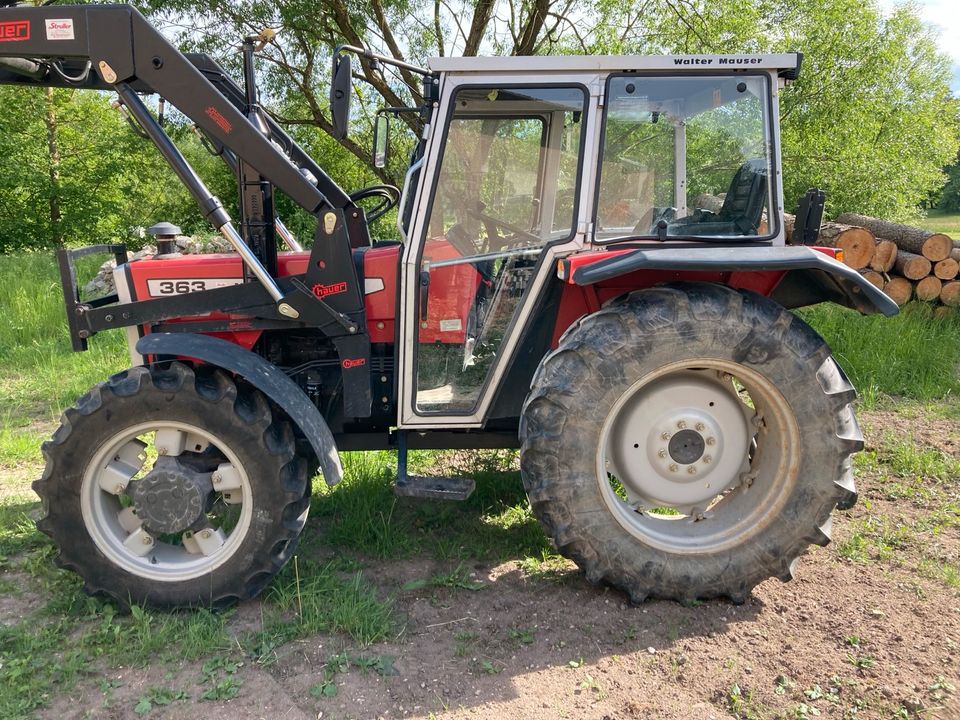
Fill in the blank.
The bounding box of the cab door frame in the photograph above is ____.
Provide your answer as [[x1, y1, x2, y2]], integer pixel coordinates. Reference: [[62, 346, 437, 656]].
[[397, 69, 603, 429]]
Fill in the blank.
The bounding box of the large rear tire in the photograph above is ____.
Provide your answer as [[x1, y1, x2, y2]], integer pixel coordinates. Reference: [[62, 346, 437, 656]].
[[519, 283, 861, 604], [34, 362, 311, 608]]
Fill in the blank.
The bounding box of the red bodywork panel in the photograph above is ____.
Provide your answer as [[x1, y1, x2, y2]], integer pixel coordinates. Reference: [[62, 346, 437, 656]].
[[126, 249, 400, 347], [550, 246, 840, 347], [124, 243, 837, 353]]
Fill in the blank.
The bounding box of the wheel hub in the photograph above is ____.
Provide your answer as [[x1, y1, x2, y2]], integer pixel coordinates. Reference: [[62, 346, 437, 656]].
[[606, 371, 752, 509], [128, 457, 212, 535], [667, 428, 706, 464]]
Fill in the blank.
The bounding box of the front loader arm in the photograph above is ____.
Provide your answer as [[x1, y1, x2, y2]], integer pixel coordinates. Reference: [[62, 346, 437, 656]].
[[0, 4, 374, 417]]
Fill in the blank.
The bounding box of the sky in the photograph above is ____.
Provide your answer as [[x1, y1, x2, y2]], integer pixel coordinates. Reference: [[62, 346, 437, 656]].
[[881, 0, 960, 93]]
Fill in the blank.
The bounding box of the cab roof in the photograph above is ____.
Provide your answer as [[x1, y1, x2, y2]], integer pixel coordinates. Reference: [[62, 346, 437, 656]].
[[428, 53, 802, 79]]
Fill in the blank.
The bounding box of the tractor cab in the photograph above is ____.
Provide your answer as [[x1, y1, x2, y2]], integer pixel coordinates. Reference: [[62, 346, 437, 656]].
[[359, 54, 800, 425]]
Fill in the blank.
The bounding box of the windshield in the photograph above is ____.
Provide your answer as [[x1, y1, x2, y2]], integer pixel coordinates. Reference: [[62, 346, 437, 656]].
[[597, 74, 775, 241]]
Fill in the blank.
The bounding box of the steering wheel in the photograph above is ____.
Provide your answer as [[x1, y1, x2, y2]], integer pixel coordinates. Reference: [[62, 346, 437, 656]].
[[463, 207, 541, 251], [349, 184, 400, 223]]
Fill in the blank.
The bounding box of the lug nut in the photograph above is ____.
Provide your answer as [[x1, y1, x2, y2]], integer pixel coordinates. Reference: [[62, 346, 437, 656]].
[[201, 529, 212, 539], [114, 484, 125, 494], [695, 422, 705, 432], [706, 437, 716, 446], [657, 449, 666, 458], [703, 455, 712, 464], [687, 466, 697, 475], [157, 447, 167, 456], [677, 420, 687, 429], [142, 535, 152, 545], [660, 432, 670, 441], [668, 463, 679, 473], [212, 473, 221, 484]]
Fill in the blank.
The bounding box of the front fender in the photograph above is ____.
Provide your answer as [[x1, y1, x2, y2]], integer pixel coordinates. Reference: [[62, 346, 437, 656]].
[[136, 333, 342, 486], [566, 246, 899, 317]]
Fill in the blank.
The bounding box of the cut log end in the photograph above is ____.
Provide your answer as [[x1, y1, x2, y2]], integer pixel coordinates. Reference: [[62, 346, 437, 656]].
[[861, 270, 886, 289], [883, 277, 913, 306], [894, 249, 932, 280], [934, 257, 959, 281], [921, 234, 953, 263], [915, 275, 942, 302], [941, 281, 960, 308], [869, 240, 897, 273]]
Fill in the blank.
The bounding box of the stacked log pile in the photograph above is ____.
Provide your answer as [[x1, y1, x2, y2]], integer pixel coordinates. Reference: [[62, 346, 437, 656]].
[[787, 212, 958, 313]]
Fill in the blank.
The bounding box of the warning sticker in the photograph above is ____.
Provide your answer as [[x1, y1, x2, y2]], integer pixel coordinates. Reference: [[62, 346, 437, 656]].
[[46, 19, 74, 41], [439, 319, 462, 332]]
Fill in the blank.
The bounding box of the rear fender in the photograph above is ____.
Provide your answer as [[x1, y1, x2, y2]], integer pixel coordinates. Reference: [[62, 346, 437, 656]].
[[136, 333, 342, 486], [561, 246, 899, 317]]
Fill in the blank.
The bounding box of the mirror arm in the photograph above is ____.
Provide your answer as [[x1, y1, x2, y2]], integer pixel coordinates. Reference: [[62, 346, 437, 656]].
[[333, 44, 433, 78]]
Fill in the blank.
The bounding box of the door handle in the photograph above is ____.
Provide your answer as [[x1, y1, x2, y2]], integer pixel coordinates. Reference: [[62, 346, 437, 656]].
[[419, 270, 430, 318]]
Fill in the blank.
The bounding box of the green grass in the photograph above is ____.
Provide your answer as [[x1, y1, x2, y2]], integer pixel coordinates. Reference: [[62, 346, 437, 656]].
[[799, 302, 960, 407], [0, 254, 127, 471], [918, 211, 960, 237]]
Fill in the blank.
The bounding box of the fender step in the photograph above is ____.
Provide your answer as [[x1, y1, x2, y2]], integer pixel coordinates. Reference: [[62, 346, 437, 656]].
[[395, 475, 475, 501], [395, 429, 474, 501]]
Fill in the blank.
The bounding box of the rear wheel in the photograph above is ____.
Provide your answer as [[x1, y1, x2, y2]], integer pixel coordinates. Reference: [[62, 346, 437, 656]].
[[34, 362, 311, 608], [519, 283, 861, 604]]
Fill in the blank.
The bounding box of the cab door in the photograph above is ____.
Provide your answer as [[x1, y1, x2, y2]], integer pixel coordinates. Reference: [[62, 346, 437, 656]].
[[398, 82, 591, 427]]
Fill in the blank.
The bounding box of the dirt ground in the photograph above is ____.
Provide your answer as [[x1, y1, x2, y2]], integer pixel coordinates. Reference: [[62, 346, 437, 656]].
[[14, 407, 960, 720]]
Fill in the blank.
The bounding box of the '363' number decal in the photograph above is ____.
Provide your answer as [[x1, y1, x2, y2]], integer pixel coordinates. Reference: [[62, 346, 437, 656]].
[[146, 277, 243, 297]]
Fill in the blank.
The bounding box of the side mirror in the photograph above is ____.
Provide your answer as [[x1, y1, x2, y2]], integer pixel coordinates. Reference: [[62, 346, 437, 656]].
[[373, 113, 390, 168], [330, 54, 352, 140]]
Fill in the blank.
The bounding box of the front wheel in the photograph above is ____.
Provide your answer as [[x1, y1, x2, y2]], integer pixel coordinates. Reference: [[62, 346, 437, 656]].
[[34, 363, 311, 608], [520, 283, 862, 604]]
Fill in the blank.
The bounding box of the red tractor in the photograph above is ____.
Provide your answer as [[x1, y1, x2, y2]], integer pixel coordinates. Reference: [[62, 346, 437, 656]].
[[0, 4, 895, 607]]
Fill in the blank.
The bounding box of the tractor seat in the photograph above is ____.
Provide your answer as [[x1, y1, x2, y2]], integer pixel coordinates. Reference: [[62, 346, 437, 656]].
[[670, 158, 769, 237]]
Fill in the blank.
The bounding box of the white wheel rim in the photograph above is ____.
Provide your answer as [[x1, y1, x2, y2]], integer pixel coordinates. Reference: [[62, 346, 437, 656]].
[[81, 421, 253, 582], [596, 359, 800, 554]]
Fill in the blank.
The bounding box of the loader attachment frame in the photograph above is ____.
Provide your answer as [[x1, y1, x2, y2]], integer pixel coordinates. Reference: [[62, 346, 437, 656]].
[[0, 4, 393, 417]]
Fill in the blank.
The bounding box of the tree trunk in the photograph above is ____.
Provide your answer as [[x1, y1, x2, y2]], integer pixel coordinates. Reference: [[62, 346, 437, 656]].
[[869, 240, 897, 272], [805, 222, 875, 268], [941, 281, 960, 307], [836, 213, 952, 262], [44, 87, 63, 248], [915, 275, 942, 302], [893, 250, 931, 280], [861, 270, 885, 289], [934, 257, 959, 280]]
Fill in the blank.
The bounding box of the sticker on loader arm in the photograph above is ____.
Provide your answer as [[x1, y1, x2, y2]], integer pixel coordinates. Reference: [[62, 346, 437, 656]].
[[147, 278, 243, 297], [45, 19, 74, 40]]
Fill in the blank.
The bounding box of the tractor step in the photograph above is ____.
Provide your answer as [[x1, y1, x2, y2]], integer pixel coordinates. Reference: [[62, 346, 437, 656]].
[[394, 429, 475, 501], [395, 474, 475, 501]]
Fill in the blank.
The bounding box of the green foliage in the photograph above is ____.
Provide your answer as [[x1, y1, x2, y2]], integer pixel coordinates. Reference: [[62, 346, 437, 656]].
[[0, 88, 234, 252], [937, 163, 960, 213]]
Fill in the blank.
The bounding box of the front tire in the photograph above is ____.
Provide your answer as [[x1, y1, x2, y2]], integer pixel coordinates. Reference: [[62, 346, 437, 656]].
[[519, 283, 862, 604], [34, 362, 311, 608]]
